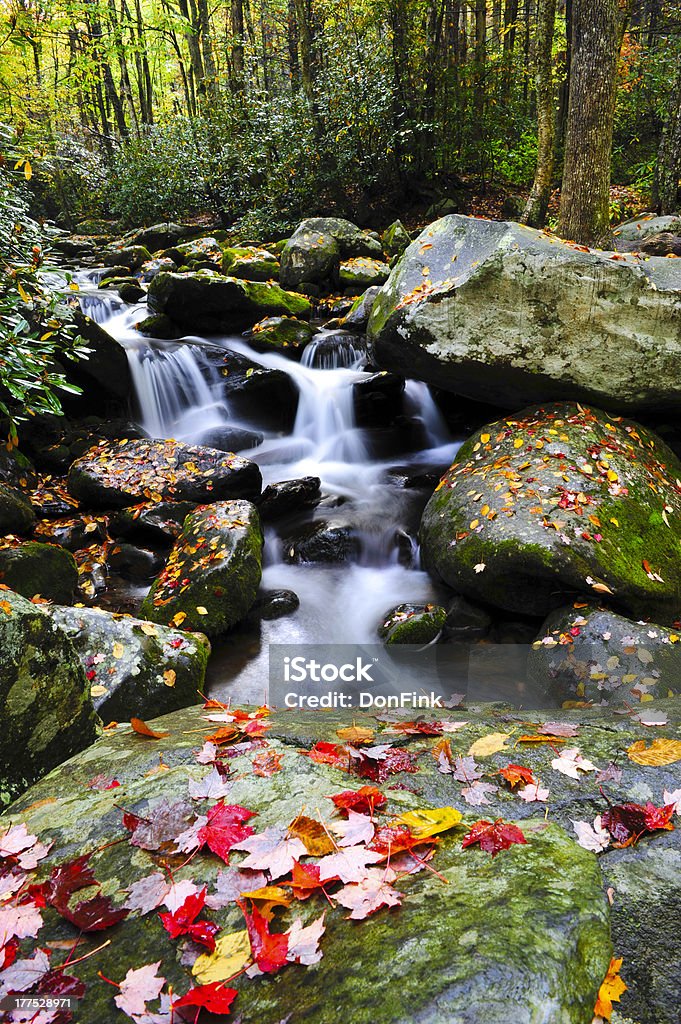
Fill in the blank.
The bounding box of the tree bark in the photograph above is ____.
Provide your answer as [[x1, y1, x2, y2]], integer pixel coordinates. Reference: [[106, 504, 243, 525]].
[[522, 0, 556, 225], [652, 60, 681, 214], [558, 0, 620, 245]]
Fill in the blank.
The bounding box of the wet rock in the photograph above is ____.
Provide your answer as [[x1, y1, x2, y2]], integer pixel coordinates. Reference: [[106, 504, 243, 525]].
[[117, 280, 146, 303], [368, 215, 681, 412], [108, 541, 166, 581], [258, 477, 322, 520], [378, 602, 447, 644], [124, 221, 194, 252], [133, 313, 180, 339], [353, 371, 405, 427], [0, 483, 35, 536], [249, 588, 300, 620], [75, 542, 110, 601], [341, 286, 382, 332], [382, 219, 411, 256], [528, 603, 681, 705], [339, 257, 390, 292], [108, 500, 196, 546], [0, 541, 78, 602], [222, 246, 280, 281], [283, 520, 360, 563], [148, 271, 311, 333], [280, 217, 383, 290], [0, 446, 37, 489], [34, 515, 107, 551], [68, 438, 262, 509], [139, 256, 177, 282], [0, 589, 97, 805], [102, 245, 151, 271], [443, 594, 493, 641], [420, 403, 681, 622], [100, 265, 131, 282], [613, 213, 681, 246], [51, 604, 210, 722], [164, 236, 223, 267], [141, 500, 263, 635], [197, 426, 264, 452], [0, 701, 619, 1022], [249, 315, 318, 357], [202, 345, 298, 431], [70, 311, 133, 402], [51, 236, 96, 259], [303, 331, 367, 369]]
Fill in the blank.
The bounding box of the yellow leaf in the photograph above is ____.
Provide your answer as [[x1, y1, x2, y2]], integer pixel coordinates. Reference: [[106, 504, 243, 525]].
[[336, 724, 375, 745], [112, 641, 125, 659], [17, 282, 31, 303], [163, 669, 176, 687], [196, 606, 208, 615], [396, 806, 462, 839], [627, 738, 681, 766], [192, 930, 251, 984], [90, 684, 109, 697], [140, 622, 158, 636], [468, 732, 511, 757], [480, 433, 490, 443], [240, 885, 292, 907], [288, 814, 335, 856], [172, 611, 187, 626], [593, 957, 627, 1020], [513, 438, 524, 448], [24, 160, 32, 181]]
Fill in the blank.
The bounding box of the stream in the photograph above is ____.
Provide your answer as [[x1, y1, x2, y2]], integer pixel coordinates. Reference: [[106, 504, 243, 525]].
[[76, 276, 462, 702]]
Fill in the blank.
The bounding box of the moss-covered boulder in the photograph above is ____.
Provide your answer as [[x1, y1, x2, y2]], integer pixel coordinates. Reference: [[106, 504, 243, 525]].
[[0, 483, 35, 536], [0, 589, 97, 805], [341, 285, 381, 331], [0, 700, 623, 1022], [0, 446, 37, 489], [420, 403, 681, 621], [368, 215, 681, 412], [165, 236, 223, 266], [222, 246, 280, 281], [68, 438, 262, 509], [339, 257, 390, 291], [528, 603, 681, 705], [70, 311, 132, 402], [280, 223, 341, 290], [51, 604, 210, 722], [378, 602, 447, 644], [0, 541, 78, 602], [133, 313, 180, 339], [125, 221, 193, 252], [147, 271, 311, 332], [382, 219, 411, 256], [102, 245, 151, 271], [249, 315, 318, 357], [141, 500, 263, 635]]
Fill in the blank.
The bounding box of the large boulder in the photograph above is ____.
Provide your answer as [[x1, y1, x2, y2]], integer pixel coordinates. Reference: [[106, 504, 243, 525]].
[[528, 603, 681, 706], [141, 500, 263, 634], [124, 222, 194, 252], [368, 215, 681, 413], [339, 257, 390, 292], [0, 541, 78, 602], [0, 483, 35, 536], [68, 438, 262, 509], [249, 315, 318, 357], [613, 213, 681, 245], [280, 217, 383, 290], [12, 698, 681, 1021], [102, 245, 151, 271], [382, 219, 412, 257], [201, 344, 299, 431], [69, 311, 132, 402], [222, 246, 280, 281], [148, 271, 311, 332], [420, 403, 681, 621], [51, 604, 210, 722], [0, 589, 98, 805]]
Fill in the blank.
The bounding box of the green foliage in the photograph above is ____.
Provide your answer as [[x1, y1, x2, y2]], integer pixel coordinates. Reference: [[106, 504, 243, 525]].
[[0, 126, 89, 437]]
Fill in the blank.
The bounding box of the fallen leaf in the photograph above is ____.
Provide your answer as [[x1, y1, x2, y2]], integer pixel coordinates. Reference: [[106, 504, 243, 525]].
[[288, 815, 335, 857], [594, 957, 627, 1020], [627, 738, 681, 766], [334, 869, 402, 919], [572, 816, 611, 852], [172, 981, 238, 1015], [233, 827, 306, 881], [114, 961, 165, 1019], [130, 718, 169, 739], [329, 786, 387, 816], [461, 819, 527, 856], [192, 930, 251, 984], [395, 806, 462, 839], [468, 732, 510, 757], [336, 725, 375, 745], [330, 811, 375, 847], [551, 748, 598, 779]]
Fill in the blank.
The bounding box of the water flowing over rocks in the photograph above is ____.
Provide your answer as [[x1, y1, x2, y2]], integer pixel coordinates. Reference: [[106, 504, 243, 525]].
[[420, 402, 681, 621], [368, 215, 681, 412]]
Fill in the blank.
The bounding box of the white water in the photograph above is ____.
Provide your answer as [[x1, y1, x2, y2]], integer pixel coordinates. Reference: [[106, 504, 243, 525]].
[[77, 278, 461, 700]]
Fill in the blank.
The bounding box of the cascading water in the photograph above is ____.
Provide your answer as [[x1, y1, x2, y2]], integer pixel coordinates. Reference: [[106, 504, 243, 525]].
[[78, 278, 461, 701]]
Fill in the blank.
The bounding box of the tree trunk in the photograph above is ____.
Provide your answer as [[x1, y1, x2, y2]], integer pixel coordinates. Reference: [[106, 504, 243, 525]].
[[230, 0, 246, 91], [522, 0, 556, 225], [558, 0, 620, 245], [652, 61, 681, 214]]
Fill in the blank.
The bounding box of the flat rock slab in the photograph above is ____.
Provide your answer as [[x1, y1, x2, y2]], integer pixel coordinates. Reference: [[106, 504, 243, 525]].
[[67, 438, 262, 508]]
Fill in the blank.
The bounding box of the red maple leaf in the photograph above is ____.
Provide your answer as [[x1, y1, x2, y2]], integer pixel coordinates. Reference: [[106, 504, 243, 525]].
[[369, 824, 428, 857], [354, 747, 418, 783], [289, 860, 328, 900], [329, 786, 387, 816], [159, 887, 220, 952], [601, 802, 674, 847], [196, 802, 256, 863], [496, 764, 536, 789], [302, 742, 349, 769], [391, 721, 444, 736], [31, 854, 128, 932], [239, 901, 289, 974], [461, 819, 528, 857], [172, 981, 238, 1015]]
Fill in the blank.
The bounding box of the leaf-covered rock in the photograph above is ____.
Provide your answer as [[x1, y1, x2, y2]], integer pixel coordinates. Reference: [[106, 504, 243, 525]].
[[368, 215, 681, 412], [68, 438, 262, 509], [51, 604, 210, 721], [140, 500, 263, 635], [420, 403, 681, 621]]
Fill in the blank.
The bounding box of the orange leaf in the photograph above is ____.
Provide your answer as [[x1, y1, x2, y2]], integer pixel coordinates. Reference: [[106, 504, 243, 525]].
[[130, 717, 169, 739]]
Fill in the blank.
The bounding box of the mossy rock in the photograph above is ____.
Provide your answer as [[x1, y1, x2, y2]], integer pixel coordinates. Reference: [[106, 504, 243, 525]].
[[141, 499, 263, 635], [341, 285, 382, 331], [67, 438, 262, 509], [529, 603, 681, 706], [0, 446, 37, 489], [51, 604, 210, 722], [420, 403, 681, 622], [378, 602, 447, 644], [382, 219, 411, 256], [249, 315, 318, 357], [280, 225, 341, 290], [164, 236, 223, 266], [0, 588, 98, 806], [147, 272, 311, 332], [0, 483, 35, 536], [109, 500, 197, 545], [133, 313, 180, 339], [222, 246, 280, 281], [103, 245, 151, 271], [339, 257, 390, 291], [0, 541, 78, 602]]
